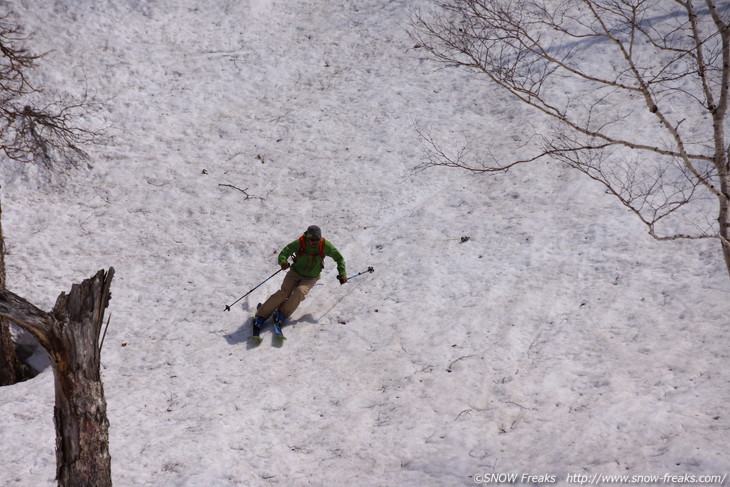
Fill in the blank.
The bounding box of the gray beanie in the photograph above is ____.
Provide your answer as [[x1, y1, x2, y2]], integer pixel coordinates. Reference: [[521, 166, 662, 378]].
[[305, 225, 322, 239]]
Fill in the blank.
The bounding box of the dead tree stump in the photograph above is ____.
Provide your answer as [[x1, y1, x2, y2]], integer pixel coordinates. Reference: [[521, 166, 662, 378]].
[[0, 268, 114, 487]]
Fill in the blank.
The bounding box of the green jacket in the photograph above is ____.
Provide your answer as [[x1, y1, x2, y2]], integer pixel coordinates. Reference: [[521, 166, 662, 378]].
[[278, 238, 346, 278]]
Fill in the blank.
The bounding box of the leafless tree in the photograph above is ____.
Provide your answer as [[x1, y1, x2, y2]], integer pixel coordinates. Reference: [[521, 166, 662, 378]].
[[411, 0, 730, 278], [0, 14, 95, 385], [0, 14, 113, 486]]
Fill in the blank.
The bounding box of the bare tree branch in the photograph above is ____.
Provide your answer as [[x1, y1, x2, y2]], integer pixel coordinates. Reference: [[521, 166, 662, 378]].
[[0, 14, 97, 170], [411, 0, 730, 277], [0, 286, 52, 349]]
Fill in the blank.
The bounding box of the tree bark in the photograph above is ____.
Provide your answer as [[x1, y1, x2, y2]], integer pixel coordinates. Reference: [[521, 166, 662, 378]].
[[720, 176, 730, 277], [0, 317, 22, 385], [0, 268, 114, 487], [0, 199, 24, 386]]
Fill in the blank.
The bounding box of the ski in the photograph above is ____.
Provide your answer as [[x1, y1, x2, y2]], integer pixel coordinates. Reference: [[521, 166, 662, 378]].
[[273, 310, 287, 341], [272, 323, 286, 341]]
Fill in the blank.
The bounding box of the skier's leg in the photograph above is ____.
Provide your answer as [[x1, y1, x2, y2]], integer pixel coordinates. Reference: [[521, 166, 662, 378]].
[[278, 276, 319, 319], [256, 270, 299, 318]]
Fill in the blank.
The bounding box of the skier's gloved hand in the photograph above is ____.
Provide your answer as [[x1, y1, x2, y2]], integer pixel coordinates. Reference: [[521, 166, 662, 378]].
[[281, 262, 290, 270], [337, 275, 348, 285]]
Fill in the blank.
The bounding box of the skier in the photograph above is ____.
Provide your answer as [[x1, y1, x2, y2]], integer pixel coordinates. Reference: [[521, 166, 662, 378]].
[[253, 225, 347, 339]]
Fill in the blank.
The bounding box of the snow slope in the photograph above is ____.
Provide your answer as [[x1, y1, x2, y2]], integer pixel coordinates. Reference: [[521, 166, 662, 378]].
[[1, 0, 728, 486]]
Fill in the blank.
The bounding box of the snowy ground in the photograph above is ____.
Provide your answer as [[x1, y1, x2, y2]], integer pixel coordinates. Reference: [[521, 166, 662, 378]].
[[1, 0, 728, 486]]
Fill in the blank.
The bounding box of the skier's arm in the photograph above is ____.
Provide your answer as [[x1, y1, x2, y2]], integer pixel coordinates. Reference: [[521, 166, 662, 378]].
[[277, 240, 300, 266], [325, 241, 347, 277]]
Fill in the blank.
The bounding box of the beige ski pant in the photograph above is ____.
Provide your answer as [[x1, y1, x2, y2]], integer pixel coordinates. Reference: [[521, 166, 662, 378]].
[[257, 269, 319, 320]]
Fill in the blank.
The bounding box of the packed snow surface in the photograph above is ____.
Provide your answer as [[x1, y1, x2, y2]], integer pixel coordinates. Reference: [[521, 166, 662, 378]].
[[1, 1, 728, 486]]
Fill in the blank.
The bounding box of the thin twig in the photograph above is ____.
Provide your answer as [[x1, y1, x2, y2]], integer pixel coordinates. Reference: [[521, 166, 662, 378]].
[[99, 312, 111, 353], [447, 354, 477, 373], [218, 183, 262, 200]]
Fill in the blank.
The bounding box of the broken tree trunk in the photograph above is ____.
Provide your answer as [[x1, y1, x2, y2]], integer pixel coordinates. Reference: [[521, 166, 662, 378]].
[[0, 268, 114, 487]]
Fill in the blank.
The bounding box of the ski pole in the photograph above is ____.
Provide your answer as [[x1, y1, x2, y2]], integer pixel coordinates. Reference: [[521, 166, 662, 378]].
[[224, 268, 284, 311], [347, 266, 374, 280]]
